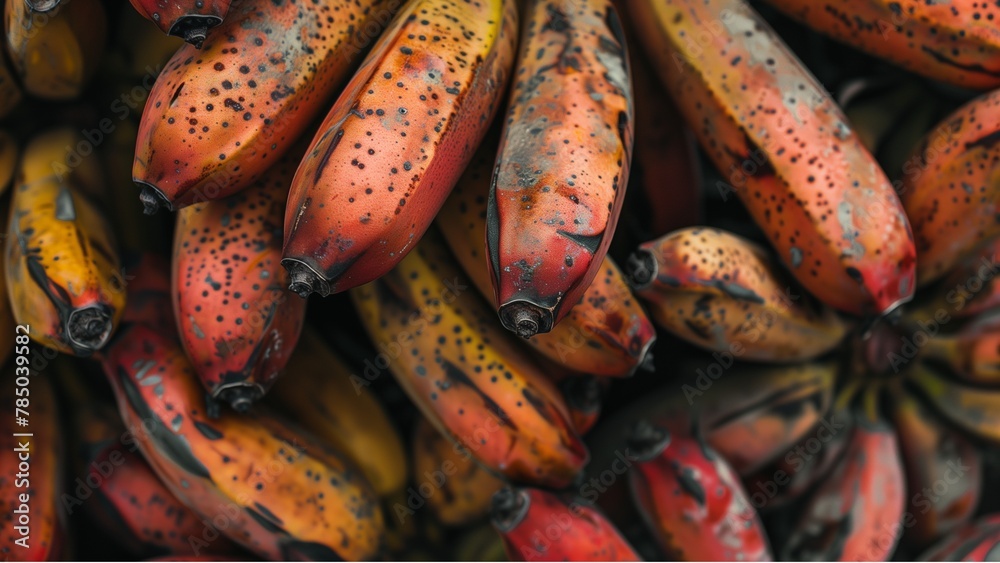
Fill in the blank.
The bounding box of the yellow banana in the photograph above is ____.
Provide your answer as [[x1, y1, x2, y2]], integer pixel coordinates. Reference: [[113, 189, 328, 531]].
[[6, 128, 124, 355], [0, 40, 22, 118], [4, 0, 107, 100], [410, 417, 503, 527], [267, 329, 408, 499], [628, 228, 849, 362], [351, 229, 588, 489]]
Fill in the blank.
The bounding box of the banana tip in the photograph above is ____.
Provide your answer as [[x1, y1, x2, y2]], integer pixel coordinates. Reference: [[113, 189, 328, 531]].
[[626, 420, 670, 461], [25, 0, 60, 12], [66, 305, 114, 354], [282, 259, 329, 298], [625, 250, 656, 289], [499, 302, 552, 338], [169, 15, 222, 49], [137, 182, 171, 215], [490, 487, 529, 532], [217, 385, 262, 413]]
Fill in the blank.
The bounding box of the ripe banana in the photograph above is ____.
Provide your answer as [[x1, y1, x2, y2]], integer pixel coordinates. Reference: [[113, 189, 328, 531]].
[[1, 370, 64, 560], [5, 0, 106, 100], [628, 228, 849, 362], [918, 515, 1000, 561], [491, 486, 640, 561], [6, 129, 125, 356], [742, 408, 853, 512], [100, 323, 386, 560], [127, 0, 232, 47], [487, 0, 633, 337], [133, 0, 395, 213], [412, 417, 503, 526], [281, 0, 518, 298], [889, 385, 981, 552], [59, 366, 239, 558], [173, 148, 306, 411], [267, 329, 408, 498], [437, 139, 656, 377], [626, 421, 772, 561], [782, 393, 904, 561], [350, 229, 588, 488], [900, 89, 1000, 287], [909, 360, 1000, 443], [627, 0, 916, 317], [761, 0, 1000, 90], [698, 361, 837, 476]]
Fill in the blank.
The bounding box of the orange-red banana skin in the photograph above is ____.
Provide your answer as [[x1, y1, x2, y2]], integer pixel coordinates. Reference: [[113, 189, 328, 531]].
[[62, 367, 240, 559], [890, 389, 980, 552], [438, 140, 656, 377], [491, 487, 640, 561], [281, 0, 518, 298], [173, 150, 305, 411], [627, 0, 916, 317], [630, 228, 848, 362], [918, 515, 1000, 561], [350, 230, 588, 489], [627, 423, 772, 561], [127, 0, 232, 47], [487, 0, 634, 337], [133, 0, 393, 213], [761, 0, 1000, 90], [100, 324, 385, 561], [782, 412, 905, 561], [412, 417, 503, 526], [1, 371, 64, 561], [900, 89, 1000, 287]]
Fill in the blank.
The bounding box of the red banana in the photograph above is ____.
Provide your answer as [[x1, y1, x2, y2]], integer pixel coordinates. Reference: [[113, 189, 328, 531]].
[[173, 148, 305, 411], [761, 0, 1000, 90], [626, 421, 772, 561], [899, 89, 1000, 287], [782, 397, 904, 561], [133, 0, 395, 213], [627, 0, 916, 317], [281, 0, 518, 297], [487, 0, 634, 337], [1, 370, 64, 560], [491, 486, 640, 561]]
